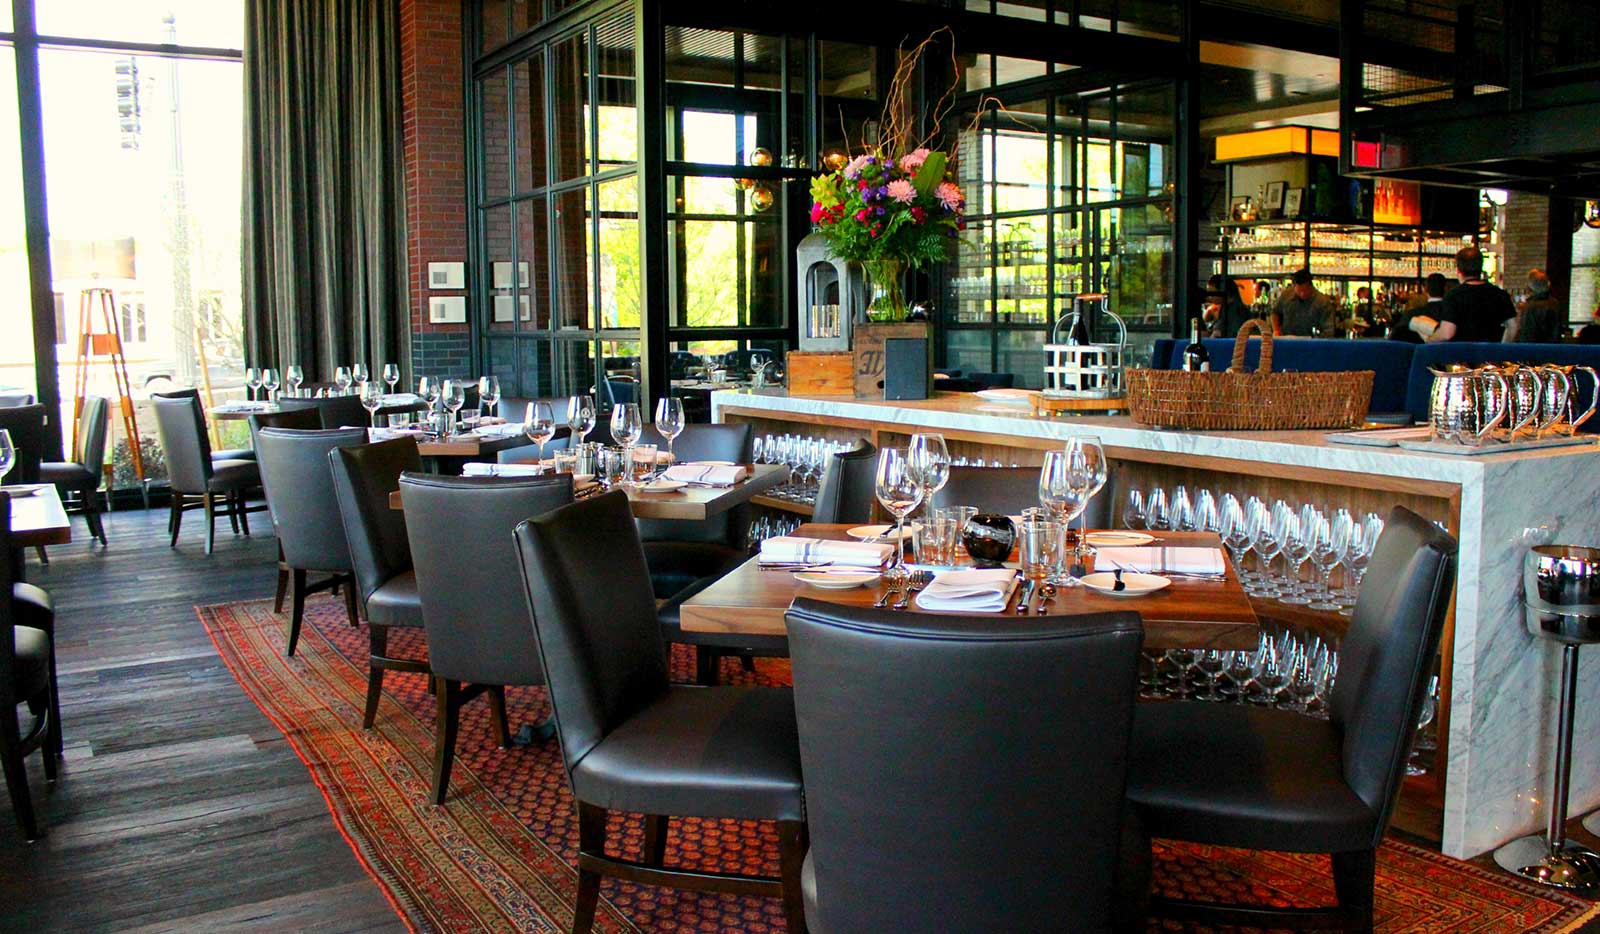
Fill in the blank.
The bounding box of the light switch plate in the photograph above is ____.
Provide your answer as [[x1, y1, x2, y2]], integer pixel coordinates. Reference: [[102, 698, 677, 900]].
[[428, 296, 466, 323], [427, 261, 465, 289]]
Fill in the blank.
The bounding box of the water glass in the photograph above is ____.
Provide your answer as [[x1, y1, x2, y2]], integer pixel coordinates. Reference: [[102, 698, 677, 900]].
[[1019, 514, 1062, 579], [597, 446, 627, 487], [919, 508, 964, 566], [553, 449, 579, 475], [626, 443, 658, 485], [0, 429, 14, 481]]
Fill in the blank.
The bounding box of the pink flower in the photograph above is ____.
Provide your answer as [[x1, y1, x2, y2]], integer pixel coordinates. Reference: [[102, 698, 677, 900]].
[[855, 208, 870, 223], [886, 179, 916, 204], [901, 148, 931, 172], [911, 206, 927, 224], [843, 154, 872, 179], [936, 181, 964, 211], [810, 203, 826, 224]]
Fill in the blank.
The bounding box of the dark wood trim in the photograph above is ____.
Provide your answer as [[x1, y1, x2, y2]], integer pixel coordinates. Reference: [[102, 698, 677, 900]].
[[637, 0, 670, 413], [12, 0, 63, 461]]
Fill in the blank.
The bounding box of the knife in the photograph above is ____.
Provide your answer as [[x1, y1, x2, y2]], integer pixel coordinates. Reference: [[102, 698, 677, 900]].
[[1012, 576, 1034, 615]]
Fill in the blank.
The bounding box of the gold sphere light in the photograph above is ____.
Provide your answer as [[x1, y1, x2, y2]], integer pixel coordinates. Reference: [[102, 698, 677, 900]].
[[823, 150, 848, 172], [751, 185, 775, 212], [749, 147, 774, 167]]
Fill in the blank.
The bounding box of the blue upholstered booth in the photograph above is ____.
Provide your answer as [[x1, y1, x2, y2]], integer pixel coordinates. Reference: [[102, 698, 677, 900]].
[[1403, 343, 1600, 429], [1148, 337, 1418, 416]]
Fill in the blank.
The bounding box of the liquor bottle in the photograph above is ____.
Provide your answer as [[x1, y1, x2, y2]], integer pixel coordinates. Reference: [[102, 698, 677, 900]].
[[1182, 317, 1211, 373], [1067, 309, 1097, 389]]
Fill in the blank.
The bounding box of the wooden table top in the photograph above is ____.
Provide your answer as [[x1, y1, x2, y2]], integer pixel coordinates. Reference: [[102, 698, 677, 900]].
[[389, 463, 788, 521], [679, 525, 1260, 650], [210, 399, 429, 421], [6, 485, 72, 548]]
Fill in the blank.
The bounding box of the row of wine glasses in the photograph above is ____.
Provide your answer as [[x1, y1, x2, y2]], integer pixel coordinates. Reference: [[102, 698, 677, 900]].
[[748, 514, 803, 550], [755, 434, 858, 504], [1141, 628, 1341, 717], [246, 363, 406, 402], [1035, 436, 1107, 584], [874, 435, 949, 579]]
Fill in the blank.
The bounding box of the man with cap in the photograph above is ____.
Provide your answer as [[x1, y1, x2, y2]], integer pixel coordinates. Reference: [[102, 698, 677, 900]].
[[1271, 268, 1337, 336]]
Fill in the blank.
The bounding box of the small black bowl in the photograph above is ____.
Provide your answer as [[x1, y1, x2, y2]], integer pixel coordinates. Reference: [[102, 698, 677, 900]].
[[962, 514, 1016, 567]]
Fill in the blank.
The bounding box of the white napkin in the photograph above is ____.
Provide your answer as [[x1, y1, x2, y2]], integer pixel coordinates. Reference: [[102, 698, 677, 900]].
[[381, 392, 421, 405], [462, 462, 546, 477], [473, 422, 525, 438], [915, 568, 1019, 612], [1095, 546, 1225, 575], [759, 537, 892, 567], [366, 427, 428, 442], [664, 463, 749, 486]]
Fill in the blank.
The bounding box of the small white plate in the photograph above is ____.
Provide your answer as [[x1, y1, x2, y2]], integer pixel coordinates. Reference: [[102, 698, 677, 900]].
[[637, 479, 687, 493], [846, 524, 918, 541], [974, 389, 1031, 405], [1084, 531, 1156, 547], [1081, 572, 1170, 597], [571, 473, 594, 485], [2, 483, 49, 497], [686, 460, 735, 467], [792, 570, 881, 590]]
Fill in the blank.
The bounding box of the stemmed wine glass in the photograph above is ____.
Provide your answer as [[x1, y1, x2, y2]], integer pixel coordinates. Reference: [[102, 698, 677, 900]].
[[567, 395, 596, 445], [352, 363, 370, 389], [1339, 513, 1384, 616], [1121, 489, 1146, 530], [441, 379, 467, 433], [261, 368, 280, 402], [478, 376, 501, 419], [0, 429, 14, 481], [1278, 513, 1313, 605], [418, 377, 441, 420], [245, 367, 262, 402], [335, 366, 353, 395], [1308, 513, 1350, 611], [610, 402, 642, 448], [524, 401, 555, 466], [286, 365, 305, 399], [1219, 499, 1252, 578], [383, 363, 400, 394], [1038, 447, 1093, 585], [1060, 435, 1106, 565], [360, 381, 385, 429], [906, 432, 951, 517], [655, 397, 685, 462], [1169, 488, 1196, 533], [1145, 487, 1170, 531], [874, 448, 924, 582]]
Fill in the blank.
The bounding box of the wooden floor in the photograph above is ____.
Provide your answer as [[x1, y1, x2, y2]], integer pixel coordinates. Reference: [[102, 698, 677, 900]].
[[0, 505, 402, 933]]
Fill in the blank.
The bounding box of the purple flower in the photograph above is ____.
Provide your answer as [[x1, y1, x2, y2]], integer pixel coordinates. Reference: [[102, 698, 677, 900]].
[[884, 159, 895, 170], [875, 206, 885, 215]]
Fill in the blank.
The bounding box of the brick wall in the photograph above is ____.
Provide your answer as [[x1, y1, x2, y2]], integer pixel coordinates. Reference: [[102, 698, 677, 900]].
[[400, 0, 470, 378], [1500, 192, 1549, 297]]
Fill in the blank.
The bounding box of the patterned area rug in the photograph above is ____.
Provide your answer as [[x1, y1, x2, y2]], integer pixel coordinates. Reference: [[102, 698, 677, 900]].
[[198, 595, 1600, 934]]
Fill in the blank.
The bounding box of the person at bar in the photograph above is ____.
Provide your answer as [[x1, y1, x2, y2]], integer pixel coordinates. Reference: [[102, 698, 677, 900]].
[[1271, 268, 1337, 336], [1411, 246, 1515, 342], [1514, 268, 1566, 343], [1578, 307, 1600, 345], [1202, 274, 1252, 338], [1389, 273, 1445, 343]]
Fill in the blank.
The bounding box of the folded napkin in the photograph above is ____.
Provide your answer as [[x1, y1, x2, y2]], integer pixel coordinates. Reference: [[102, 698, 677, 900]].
[[664, 463, 748, 486], [215, 401, 269, 412], [380, 392, 422, 405], [1095, 546, 1225, 575], [462, 462, 546, 477], [914, 568, 1019, 613], [366, 427, 428, 442], [473, 422, 525, 438], [759, 537, 892, 568]]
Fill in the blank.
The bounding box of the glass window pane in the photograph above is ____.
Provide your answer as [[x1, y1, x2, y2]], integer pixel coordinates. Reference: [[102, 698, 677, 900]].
[[514, 53, 546, 192], [481, 68, 511, 199], [597, 176, 639, 331], [945, 329, 990, 376], [680, 176, 738, 215], [516, 196, 550, 331], [35, 1, 242, 49], [818, 41, 877, 164], [480, 0, 509, 55], [595, 12, 636, 169], [484, 203, 517, 332], [679, 110, 736, 165], [552, 187, 592, 329], [997, 330, 1047, 389], [552, 31, 590, 182], [666, 27, 735, 89], [0, 47, 34, 409], [673, 220, 738, 327]]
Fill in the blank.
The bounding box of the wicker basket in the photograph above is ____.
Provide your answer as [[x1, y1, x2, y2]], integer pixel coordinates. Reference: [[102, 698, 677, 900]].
[[1125, 320, 1373, 430]]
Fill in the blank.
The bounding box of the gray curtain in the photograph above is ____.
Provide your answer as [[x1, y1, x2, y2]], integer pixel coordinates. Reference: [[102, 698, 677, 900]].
[[243, 0, 410, 381]]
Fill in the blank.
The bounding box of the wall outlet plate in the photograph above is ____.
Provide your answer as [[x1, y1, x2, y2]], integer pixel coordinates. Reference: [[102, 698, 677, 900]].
[[428, 296, 466, 323], [427, 261, 465, 289]]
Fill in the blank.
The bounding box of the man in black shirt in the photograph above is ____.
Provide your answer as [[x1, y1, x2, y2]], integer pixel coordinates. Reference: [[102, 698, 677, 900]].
[[1412, 246, 1515, 343]]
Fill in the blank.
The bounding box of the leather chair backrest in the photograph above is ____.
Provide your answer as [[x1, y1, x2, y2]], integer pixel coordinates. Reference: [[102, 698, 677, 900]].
[[304, 395, 368, 430], [930, 465, 1113, 528], [255, 427, 366, 572], [811, 440, 877, 525], [513, 491, 670, 778], [328, 437, 421, 607], [76, 396, 109, 475], [635, 422, 752, 547], [401, 472, 572, 686], [1329, 506, 1457, 843], [150, 392, 214, 493], [786, 598, 1145, 933], [0, 404, 46, 484], [0, 494, 17, 708], [248, 407, 322, 451]]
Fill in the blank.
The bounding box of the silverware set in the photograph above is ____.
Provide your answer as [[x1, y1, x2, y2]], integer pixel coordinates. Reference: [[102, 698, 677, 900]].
[[1010, 577, 1057, 615], [892, 571, 934, 610]]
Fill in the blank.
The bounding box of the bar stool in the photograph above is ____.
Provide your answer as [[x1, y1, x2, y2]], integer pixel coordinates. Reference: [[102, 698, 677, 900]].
[[1492, 544, 1600, 892]]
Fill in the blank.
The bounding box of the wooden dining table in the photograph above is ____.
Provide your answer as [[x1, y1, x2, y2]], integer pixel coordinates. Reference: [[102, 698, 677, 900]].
[[6, 485, 72, 549], [678, 525, 1260, 650], [388, 463, 789, 521]]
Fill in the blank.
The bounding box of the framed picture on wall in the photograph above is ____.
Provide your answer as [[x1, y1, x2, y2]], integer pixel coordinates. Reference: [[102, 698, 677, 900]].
[[1284, 188, 1304, 219], [1265, 181, 1287, 214]]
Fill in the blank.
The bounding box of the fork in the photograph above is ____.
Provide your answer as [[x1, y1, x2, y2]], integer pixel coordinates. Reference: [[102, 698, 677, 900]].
[[893, 570, 934, 610], [873, 579, 903, 608]]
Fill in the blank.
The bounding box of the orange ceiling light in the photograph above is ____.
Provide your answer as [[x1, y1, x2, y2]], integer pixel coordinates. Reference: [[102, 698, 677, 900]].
[[1214, 127, 1341, 162]]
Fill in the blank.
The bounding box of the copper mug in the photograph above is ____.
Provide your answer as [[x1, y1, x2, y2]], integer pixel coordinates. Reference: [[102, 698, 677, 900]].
[[1429, 365, 1509, 445], [1550, 365, 1599, 436], [1533, 365, 1573, 439]]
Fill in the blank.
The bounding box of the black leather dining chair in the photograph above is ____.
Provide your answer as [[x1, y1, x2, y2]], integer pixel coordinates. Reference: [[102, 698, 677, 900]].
[[249, 407, 326, 614], [513, 491, 807, 934], [785, 598, 1147, 934], [0, 494, 61, 841], [155, 388, 256, 462], [301, 394, 368, 430], [931, 464, 1113, 528], [634, 421, 753, 596], [40, 396, 108, 545], [810, 440, 877, 525], [1125, 507, 1456, 932], [151, 392, 264, 554], [254, 427, 366, 656], [328, 438, 431, 729], [0, 404, 46, 485], [400, 472, 571, 804]]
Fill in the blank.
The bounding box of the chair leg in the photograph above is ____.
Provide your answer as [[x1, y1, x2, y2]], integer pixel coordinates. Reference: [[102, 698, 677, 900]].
[[487, 686, 512, 748], [432, 678, 461, 806], [0, 714, 39, 841], [33, 547, 47, 565], [694, 646, 719, 686], [168, 495, 183, 547], [237, 492, 251, 536], [224, 492, 239, 535], [342, 577, 360, 626], [84, 491, 106, 545], [777, 819, 809, 934], [1332, 849, 1376, 934], [202, 493, 216, 555], [274, 566, 290, 614], [740, 655, 756, 672], [45, 634, 63, 759], [363, 627, 388, 729], [286, 569, 308, 657], [642, 814, 668, 867], [573, 802, 608, 934]]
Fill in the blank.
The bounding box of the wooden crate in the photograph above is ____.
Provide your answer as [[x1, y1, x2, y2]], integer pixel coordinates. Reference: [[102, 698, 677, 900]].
[[852, 321, 932, 399], [1030, 392, 1130, 417], [785, 351, 854, 395]]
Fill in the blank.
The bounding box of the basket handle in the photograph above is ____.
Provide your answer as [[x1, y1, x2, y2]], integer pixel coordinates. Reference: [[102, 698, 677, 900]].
[[1230, 318, 1274, 374]]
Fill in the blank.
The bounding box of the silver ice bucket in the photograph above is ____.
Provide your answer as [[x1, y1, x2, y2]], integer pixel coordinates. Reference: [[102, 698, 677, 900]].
[[1524, 545, 1600, 644]]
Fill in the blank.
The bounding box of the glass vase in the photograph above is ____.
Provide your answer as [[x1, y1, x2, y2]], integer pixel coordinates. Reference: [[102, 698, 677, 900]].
[[863, 258, 908, 322]]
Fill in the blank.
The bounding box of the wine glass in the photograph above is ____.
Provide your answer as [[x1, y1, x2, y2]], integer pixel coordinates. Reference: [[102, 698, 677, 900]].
[[261, 368, 280, 401], [352, 363, 370, 388], [383, 363, 400, 393], [442, 379, 467, 432], [360, 380, 385, 429], [1195, 489, 1220, 533], [610, 402, 642, 448], [245, 367, 262, 402], [567, 395, 596, 443], [1169, 488, 1196, 533], [1309, 512, 1353, 611], [524, 401, 555, 465], [1038, 448, 1094, 585], [0, 429, 14, 481], [1407, 675, 1440, 775], [335, 366, 353, 395], [1339, 513, 1385, 616], [874, 448, 924, 581], [1219, 499, 1252, 578], [1066, 435, 1107, 537], [1246, 500, 1279, 597], [1145, 487, 1170, 531], [1121, 489, 1146, 530], [1278, 513, 1314, 605], [906, 432, 950, 515], [418, 378, 441, 422], [655, 397, 685, 462], [478, 376, 501, 419], [286, 365, 305, 398]]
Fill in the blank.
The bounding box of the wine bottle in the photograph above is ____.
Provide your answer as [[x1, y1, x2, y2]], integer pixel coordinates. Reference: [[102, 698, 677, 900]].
[[1182, 317, 1211, 373]]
